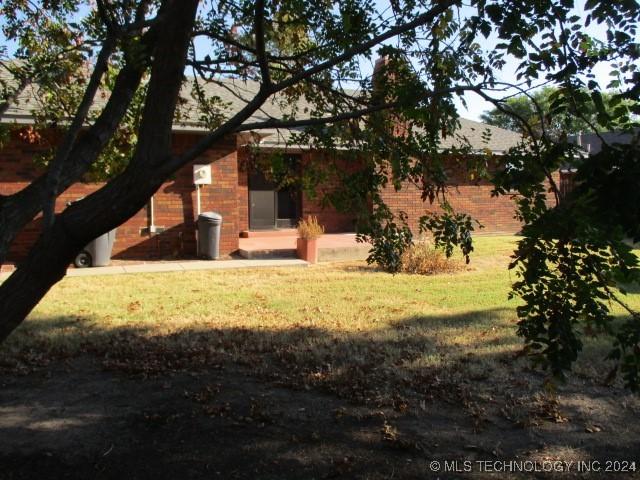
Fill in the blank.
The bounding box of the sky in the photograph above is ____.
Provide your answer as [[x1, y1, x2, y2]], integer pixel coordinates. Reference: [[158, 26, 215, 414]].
[[1, 1, 623, 122]]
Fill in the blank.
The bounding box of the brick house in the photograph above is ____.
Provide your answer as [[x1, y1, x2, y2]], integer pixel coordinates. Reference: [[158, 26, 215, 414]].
[[0, 78, 526, 263]]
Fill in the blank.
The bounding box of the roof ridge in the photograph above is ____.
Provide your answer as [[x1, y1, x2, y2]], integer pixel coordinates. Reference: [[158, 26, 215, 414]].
[[1, 71, 523, 152]]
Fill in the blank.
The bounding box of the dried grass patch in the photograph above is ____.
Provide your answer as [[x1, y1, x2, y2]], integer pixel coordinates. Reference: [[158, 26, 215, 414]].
[[400, 241, 461, 275]]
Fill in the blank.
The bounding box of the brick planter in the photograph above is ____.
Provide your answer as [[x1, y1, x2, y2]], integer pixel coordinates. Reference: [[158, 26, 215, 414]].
[[296, 238, 318, 264]]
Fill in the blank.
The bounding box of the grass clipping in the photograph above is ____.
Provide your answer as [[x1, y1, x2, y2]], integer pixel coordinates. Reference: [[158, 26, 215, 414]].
[[400, 241, 461, 275]]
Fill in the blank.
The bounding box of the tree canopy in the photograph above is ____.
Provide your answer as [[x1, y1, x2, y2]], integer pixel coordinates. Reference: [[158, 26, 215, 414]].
[[480, 86, 638, 137], [0, 0, 639, 390]]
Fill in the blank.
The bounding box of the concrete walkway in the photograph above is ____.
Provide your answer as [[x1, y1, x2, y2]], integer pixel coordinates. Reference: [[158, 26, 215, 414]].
[[0, 258, 308, 280]]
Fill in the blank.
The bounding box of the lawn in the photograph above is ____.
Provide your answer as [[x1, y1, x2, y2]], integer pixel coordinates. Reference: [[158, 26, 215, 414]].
[[1, 236, 639, 479], [1, 236, 544, 386], [4, 236, 637, 384]]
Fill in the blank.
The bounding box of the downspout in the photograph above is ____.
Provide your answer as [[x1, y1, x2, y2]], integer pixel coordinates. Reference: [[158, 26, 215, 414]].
[[148, 195, 157, 234], [196, 184, 201, 216], [195, 183, 201, 254]]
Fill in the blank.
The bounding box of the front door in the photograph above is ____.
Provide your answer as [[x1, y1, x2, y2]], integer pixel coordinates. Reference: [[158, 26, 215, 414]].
[[249, 171, 277, 229], [249, 169, 300, 230], [276, 187, 299, 228]]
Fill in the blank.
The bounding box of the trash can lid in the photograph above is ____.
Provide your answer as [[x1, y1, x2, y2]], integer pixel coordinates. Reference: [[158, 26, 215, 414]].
[[198, 211, 223, 223]]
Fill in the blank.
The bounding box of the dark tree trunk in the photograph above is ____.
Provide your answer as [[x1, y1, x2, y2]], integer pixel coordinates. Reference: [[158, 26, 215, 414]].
[[0, 0, 200, 342], [0, 220, 83, 339], [0, 35, 151, 265], [0, 183, 46, 264]]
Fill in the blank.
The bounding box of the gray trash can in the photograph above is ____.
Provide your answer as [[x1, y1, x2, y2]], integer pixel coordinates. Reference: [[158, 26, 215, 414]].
[[197, 212, 223, 259], [74, 228, 117, 268]]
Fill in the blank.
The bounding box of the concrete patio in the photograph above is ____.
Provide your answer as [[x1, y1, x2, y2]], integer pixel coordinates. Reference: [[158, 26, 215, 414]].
[[238, 232, 370, 262], [0, 232, 371, 280]]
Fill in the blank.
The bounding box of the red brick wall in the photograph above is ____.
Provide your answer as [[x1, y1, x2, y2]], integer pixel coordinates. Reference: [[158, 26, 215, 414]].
[[380, 162, 561, 235], [0, 130, 240, 262], [301, 193, 356, 232], [237, 148, 250, 232], [1, 126, 562, 265], [381, 179, 522, 234], [300, 152, 357, 233], [171, 134, 240, 257]]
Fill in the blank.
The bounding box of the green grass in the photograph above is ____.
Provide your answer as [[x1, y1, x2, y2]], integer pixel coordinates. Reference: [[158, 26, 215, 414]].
[[2, 235, 639, 400]]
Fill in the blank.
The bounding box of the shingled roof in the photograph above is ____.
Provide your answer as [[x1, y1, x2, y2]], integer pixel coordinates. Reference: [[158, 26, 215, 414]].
[[568, 130, 639, 155], [1, 71, 522, 153]]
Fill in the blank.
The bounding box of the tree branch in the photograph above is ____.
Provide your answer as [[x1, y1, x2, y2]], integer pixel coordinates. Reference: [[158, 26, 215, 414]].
[[168, 0, 458, 171], [272, 0, 457, 92], [254, 0, 270, 87], [0, 18, 161, 263], [96, 0, 118, 35], [473, 88, 561, 206], [41, 35, 118, 230], [193, 29, 329, 63], [0, 0, 200, 342], [235, 85, 478, 133]]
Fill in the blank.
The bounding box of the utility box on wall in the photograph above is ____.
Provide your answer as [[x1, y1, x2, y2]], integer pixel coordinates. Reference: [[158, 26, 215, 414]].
[[193, 164, 212, 185]]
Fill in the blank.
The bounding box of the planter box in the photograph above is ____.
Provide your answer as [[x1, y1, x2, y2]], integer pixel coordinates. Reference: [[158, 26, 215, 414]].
[[296, 238, 318, 264]]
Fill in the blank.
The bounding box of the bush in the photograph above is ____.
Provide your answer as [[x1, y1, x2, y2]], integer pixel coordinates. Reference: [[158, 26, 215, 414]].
[[365, 222, 413, 273], [400, 241, 461, 275], [297, 215, 324, 240]]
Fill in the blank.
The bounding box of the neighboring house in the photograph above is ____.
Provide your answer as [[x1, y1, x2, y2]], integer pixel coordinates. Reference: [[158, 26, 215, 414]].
[[562, 130, 639, 197], [569, 130, 639, 156], [0, 76, 527, 262]]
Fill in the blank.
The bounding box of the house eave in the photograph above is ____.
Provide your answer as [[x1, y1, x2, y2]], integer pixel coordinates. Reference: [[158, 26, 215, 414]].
[[0, 117, 517, 155], [0, 115, 37, 126]]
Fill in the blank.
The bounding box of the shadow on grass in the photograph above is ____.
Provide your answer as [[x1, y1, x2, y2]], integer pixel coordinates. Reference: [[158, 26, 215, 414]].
[[2, 308, 515, 378], [619, 280, 640, 295], [0, 308, 638, 480], [329, 262, 380, 273]]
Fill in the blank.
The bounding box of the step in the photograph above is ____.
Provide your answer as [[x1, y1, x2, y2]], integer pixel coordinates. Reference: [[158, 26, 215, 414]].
[[317, 245, 370, 262], [240, 229, 298, 238], [238, 245, 370, 262], [238, 248, 297, 259]]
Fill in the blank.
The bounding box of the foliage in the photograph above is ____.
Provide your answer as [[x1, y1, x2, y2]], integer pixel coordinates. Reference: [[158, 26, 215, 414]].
[[297, 215, 324, 240], [506, 141, 640, 389], [0, 124, 10, 149], [419, 203, 479, 264], [362, 209, 413, 274], [243, 151, 303, 192], [400, 240, 460, 275], [0, 0, 152, 181], [0, 0, 639, 391], [480, 87, 637, 137]]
